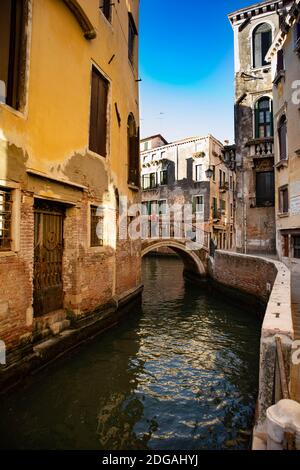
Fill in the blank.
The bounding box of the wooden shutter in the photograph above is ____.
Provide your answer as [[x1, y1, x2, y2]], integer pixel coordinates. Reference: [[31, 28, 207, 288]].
[[89, 67, 108, 157]]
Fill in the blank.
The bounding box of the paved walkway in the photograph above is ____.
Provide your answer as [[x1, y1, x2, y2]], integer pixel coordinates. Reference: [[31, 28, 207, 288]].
[[291, 264, 300, 340]]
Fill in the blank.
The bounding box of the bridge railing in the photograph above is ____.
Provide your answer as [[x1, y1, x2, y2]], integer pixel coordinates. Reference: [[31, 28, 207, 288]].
[[141, 215, 210, 249]]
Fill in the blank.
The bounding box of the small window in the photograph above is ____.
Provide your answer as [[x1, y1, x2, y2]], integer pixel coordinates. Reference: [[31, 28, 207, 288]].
[[230, 176, 233, 190], [253, 23, 272, 68], [230, 203, 233, 218], [142, 173, 156, 190], [192, 196, 204, 214], [90, 206, 103, 247], [279, 186, 289, 214], [0, 0, 27, 110], [158, 200, 167, 215], [277, 49, 284, 73], [195, 165, 202, 182], [256, 171, 275, 207], [100, 0, 112, 22], [128, 13, 137, 65], [160, 170, 168, 186], [144, 142, 149, 151], [255, 97, 273, 138], [89, 66, 109, 157], [127, 114, 140, 188], [0, 188, 13, 251], [293, 235, 300, 259], [278, 115, 287, 161]]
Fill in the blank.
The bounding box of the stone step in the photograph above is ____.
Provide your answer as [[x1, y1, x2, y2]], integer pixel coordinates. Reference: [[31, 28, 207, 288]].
[[49, 319, 71, 336]]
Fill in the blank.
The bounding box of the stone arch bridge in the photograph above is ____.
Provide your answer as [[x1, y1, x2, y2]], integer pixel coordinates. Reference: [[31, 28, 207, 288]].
[[141, 238, 209, 281]]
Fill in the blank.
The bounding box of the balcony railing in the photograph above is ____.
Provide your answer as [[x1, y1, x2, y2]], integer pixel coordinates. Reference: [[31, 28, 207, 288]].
[[141, 215, 210, 249], [247, 138, 274, 159]]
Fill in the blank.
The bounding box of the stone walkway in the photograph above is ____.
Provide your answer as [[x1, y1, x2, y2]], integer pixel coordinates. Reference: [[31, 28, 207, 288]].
[[291, 264, 300, 340]]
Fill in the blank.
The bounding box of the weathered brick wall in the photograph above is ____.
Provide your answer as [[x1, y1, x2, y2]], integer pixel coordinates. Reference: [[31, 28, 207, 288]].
[[0, 193, 33, 350], [212, 250, 278, 303], [116, 238, 141, 297]]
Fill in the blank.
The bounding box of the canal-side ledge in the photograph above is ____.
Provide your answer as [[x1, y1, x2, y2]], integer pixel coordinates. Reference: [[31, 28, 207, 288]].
[[0, 284, 143, 394], [209, 250, 294, 450]]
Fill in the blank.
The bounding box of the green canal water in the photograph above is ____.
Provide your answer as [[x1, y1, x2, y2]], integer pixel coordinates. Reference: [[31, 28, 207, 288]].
[[0, 257, 262, 450]]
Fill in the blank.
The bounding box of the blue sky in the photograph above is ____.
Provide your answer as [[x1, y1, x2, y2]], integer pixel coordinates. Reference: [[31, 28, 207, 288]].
[[139, 0, 255, 144]]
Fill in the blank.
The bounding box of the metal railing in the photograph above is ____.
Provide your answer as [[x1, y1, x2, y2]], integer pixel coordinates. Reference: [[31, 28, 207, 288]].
[[141, 215, 210, 249]]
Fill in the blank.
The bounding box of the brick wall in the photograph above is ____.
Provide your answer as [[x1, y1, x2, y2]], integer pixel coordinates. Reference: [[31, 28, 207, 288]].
[[212, 250, 278, 303], [0, 192, 33, 350]]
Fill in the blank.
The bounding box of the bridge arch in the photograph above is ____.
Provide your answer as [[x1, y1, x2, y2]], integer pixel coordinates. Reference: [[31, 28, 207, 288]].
[[141, 240, 207, 278]]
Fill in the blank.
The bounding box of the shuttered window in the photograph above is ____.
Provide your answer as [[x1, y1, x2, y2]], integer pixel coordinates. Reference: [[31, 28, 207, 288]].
[[256, 171, 275, 207], [89, 66, 108, 157], [127, 114, 140, 188], [0, 0, 26, 109], [192, 196, 204, 214], [253, 23, 272, 68], [0, 189, 12, 251], [278, 115, 287, 161]]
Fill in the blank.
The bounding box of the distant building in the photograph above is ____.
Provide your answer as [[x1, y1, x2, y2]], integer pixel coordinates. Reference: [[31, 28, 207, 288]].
[[140, 135, 169, 152], [267, 0, 300, 261], [140, 135, 236, 250], [228, 0, 292, 254]]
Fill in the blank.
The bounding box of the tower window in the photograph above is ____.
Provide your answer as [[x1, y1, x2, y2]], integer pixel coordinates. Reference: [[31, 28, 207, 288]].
[[253, 23, 272, 68]]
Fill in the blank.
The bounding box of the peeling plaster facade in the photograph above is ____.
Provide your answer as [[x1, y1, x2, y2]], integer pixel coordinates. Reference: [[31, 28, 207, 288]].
[[140, 135, 236, 251], [229, 0, 292, 254], [0, 0, 141, 373], [267, 0, 300, 262]]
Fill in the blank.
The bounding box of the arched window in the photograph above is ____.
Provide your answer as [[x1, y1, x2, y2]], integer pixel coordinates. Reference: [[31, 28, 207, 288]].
[[255, 97, 273, 138], [127, 114, 140, 188], [253, 23, 272, 68], [278, 115, 287, 161]]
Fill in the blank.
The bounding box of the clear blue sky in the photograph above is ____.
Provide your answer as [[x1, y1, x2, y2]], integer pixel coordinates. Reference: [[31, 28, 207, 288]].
[[139, 0, 255, 144]]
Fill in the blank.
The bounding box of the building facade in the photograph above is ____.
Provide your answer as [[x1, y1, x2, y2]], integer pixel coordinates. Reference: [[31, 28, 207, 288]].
[[229, 0, 292, 254], [0, 0, 141, 371], [140, 135, 236, 251], [267, 0, 300, 261]]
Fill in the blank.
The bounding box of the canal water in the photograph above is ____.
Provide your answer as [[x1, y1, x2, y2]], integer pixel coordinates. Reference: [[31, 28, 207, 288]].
[[0, 257, 261, 450]]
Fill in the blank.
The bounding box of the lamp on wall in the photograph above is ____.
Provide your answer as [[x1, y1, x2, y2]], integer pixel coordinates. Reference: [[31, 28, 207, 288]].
[[205, 166, 214, 179]]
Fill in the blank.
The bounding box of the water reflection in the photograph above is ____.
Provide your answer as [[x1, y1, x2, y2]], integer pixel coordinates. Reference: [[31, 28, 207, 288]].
[[0, 257, 261, 450]]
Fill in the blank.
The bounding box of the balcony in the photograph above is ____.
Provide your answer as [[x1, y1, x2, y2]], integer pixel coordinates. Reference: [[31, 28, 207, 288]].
[[247, 138, 274, 160]]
